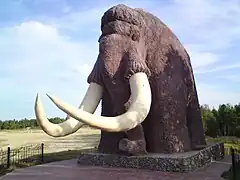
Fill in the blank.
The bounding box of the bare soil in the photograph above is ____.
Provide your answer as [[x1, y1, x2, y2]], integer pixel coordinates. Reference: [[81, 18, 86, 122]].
[[0, 128, 101, 153]]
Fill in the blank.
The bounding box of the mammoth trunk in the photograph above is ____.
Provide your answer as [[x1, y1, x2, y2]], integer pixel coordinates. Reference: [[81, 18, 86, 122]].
[[86, 34, 151, 154]]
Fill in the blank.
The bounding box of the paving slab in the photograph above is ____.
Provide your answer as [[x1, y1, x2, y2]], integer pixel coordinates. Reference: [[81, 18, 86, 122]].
[[0, 158, 231, 180]]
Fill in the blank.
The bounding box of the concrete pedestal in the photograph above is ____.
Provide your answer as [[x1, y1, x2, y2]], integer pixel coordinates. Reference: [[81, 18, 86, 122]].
[[77, 143, 224, 172]]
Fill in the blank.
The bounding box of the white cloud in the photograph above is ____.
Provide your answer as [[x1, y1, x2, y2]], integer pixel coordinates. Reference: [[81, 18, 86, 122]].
[[197, 83, 240, 108], [216, 74, 240, 82], [72, 64, 93, 77], [139, 0, 240, 70], [32, 0, 240, 72], [0, 21, 99, 119], [51, 7, 106, 33], [54, 0, 240, 72], [185, 48, 219, 70], [0, 21, 98, 82], [195, 64, 240, 74]]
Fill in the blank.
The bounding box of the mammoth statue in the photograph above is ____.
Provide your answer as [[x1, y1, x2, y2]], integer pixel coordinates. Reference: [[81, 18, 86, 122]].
[[35, 4, 206, 155]]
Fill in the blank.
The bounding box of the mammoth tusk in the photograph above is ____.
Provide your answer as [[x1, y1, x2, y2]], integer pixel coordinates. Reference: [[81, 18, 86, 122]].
[[34, 82, 103, 137], [46, 72, 152, 132]]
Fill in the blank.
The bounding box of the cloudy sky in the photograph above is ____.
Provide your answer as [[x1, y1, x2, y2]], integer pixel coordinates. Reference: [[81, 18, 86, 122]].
[[0, 0, 240, 120]]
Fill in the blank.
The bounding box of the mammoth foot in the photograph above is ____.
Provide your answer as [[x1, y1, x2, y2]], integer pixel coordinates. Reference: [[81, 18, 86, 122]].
[[118, 138, 147, 156]]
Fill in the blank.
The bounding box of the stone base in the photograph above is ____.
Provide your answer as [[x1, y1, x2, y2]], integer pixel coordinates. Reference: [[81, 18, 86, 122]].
[[77, 142, 224, 172]]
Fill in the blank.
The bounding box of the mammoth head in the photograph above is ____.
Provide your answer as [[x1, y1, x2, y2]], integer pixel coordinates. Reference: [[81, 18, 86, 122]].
[[96, 4, 150, 81], [34, 4, 152, 137]]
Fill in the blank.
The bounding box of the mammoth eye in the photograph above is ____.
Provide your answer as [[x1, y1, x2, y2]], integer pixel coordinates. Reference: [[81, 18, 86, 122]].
[[131, 34, 138, 41], [130, 30, 140, 41]]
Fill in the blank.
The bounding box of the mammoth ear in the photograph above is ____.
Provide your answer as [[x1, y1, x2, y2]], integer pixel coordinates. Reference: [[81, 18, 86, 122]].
[[87, 57, 104, 86]]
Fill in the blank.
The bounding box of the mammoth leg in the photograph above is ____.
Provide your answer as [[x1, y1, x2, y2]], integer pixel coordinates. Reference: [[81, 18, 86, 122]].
[[98, 131, 125, 154], [119, 124, 147, 155], [118, 97, 147, 155], [187, 81, 207, 149], [98, 98, 126, 154]]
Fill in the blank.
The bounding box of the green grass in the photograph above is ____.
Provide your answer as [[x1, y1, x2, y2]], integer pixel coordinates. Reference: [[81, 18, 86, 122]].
[[206, 136, 240, 153], [206, 136, 240, 144], [42, 148, 96, 163]]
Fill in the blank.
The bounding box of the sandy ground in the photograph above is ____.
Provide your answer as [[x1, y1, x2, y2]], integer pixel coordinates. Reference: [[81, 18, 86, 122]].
[[0, 128, 101, 153]]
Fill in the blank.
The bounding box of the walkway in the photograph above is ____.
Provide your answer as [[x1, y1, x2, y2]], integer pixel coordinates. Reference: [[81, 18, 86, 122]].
[[0, 158, 231, 180]]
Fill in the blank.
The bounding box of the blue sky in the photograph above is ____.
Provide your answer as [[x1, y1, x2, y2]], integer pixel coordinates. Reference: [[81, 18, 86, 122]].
[[0, 0, 240, 120]]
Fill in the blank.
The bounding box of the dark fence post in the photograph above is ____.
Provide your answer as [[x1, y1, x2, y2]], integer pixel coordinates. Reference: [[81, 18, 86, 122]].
[[231, 147, 236, 180], [41, 143, 44, 163], [7, 147, 10, 169]]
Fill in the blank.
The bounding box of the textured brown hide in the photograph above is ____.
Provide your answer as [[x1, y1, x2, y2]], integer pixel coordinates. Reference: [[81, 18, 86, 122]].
[[87, 4, 206, 154]]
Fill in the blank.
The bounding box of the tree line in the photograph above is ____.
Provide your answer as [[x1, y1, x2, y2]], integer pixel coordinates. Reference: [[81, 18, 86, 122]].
[[0, 103, 240, 138], [0, 117, 65, 130], [201, 103, 240, 138]]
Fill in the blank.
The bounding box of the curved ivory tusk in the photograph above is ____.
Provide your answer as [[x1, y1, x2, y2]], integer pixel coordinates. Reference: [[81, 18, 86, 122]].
[[46, 72, 152, 132], [34, 83, 103, 137]]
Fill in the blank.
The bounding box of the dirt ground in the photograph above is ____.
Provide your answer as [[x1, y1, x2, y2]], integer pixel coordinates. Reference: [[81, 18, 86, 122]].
[[0, 128, 101, 153]]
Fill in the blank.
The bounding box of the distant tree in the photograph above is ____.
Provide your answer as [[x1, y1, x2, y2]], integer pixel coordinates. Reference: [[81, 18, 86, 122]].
[[1, 102, 240, 138], [201, 104, 219, 137], [0, 117, 65, 130]]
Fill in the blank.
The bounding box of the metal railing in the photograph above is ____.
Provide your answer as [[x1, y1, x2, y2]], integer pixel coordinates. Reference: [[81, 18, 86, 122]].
[[0, 143, 44, 169], [230, 147, 240, 180]]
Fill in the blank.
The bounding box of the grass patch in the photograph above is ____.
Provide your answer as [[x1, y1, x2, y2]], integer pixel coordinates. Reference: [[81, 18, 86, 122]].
[[206, 136, 240, 144], [206, 136, 240, 153], [42, 148, 95, 163]]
